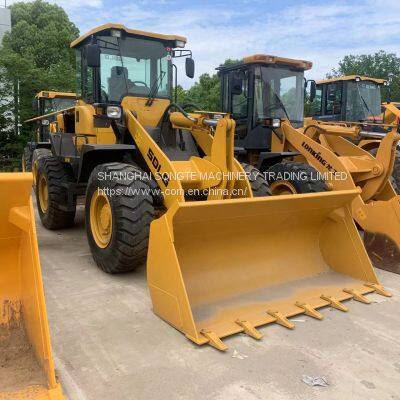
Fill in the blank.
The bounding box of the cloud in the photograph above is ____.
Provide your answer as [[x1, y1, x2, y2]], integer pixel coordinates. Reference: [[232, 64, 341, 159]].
[[5, 0, 400, 87]]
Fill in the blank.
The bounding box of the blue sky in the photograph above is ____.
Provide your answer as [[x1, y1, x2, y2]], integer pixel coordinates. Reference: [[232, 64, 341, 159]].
[[9, 0, 400, 87]]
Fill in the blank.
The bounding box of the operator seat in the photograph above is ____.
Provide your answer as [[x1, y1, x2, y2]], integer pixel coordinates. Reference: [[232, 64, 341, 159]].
[[108, 66, 131, 102]]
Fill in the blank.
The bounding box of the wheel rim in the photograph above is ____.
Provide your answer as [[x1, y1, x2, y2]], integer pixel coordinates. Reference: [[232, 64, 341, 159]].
[[90, 191, 112, 248], [38, 174, 49, 213], [32, 161, 38, 185], [269, 180, 298, 195]]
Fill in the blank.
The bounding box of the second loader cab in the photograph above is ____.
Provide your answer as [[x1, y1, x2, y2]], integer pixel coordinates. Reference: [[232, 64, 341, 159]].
[[218, 54, 313, 170], [32, 91, 77, 142], [22, 91, 76, 173], [313, 75, 387, 124]]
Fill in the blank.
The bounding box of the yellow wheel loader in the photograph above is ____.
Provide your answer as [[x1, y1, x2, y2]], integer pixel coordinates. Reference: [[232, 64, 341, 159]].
[[0, 173, 64, 399], [34, 26, 389, 350], [309, 75, 400, 191], [23, 91, 77, 178], [218, 55, 400, 274]]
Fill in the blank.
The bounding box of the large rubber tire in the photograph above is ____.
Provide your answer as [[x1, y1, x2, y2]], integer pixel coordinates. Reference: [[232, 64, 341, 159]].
[[22, 146, 32, 172], [85, 162, 155, 274], [392, 151, 400, 194], [266, 162, 328, 194], [32, 148, 52, 186], [36, 156, 76, 229], [369, 147, 400, 194], [241, 163, 271, 196]]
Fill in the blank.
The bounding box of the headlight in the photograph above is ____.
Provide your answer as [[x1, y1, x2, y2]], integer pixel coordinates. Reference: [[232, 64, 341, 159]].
[[272, 118, 281, 128], [175, 40, 185, 48], [106, 106, 122, 119], [262, 118, 281, 128]]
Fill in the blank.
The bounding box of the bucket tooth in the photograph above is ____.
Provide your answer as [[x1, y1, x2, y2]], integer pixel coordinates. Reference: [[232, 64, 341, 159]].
[[236, 319, 263, 340], [320, 295, 349, 312], [267, 310, 295, 329], [295, 301, 324, 320], [343, 288, 371, 304], [200, 329, 228, 351], [364, 282, 392, 297]]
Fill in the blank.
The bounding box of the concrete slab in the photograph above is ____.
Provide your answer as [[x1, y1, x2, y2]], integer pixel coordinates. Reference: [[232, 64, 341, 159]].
[[36, 206, 400, 400]]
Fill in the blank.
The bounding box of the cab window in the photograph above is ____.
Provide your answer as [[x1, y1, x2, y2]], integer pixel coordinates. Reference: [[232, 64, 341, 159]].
[[311, 87, 322, 115], [325, 83, 342, 115], [231, 70, 248, 118]]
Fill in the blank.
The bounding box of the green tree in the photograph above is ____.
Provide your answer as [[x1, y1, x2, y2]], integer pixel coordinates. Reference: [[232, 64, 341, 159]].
[[329, 51, 400, 102], [182, 59, 241, 111], [0, 0, 79, 169]]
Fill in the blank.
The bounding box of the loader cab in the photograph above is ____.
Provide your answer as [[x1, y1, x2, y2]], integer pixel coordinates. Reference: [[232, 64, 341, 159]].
[[312, 76, 386, 123], [218, 55, 312, 151], [33, 91, 76, 141], [71, 24, 193, 109]]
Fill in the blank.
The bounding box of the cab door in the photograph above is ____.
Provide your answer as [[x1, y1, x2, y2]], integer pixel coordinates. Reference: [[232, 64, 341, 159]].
[[319, 82, 344, 121]]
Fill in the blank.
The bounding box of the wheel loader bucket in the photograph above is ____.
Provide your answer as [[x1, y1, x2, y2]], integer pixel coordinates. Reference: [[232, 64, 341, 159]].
[[148, 190, 390, 350], [0, 173, 64, 399]]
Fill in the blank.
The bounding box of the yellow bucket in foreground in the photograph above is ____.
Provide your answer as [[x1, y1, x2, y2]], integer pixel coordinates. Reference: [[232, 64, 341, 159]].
[[148, 189, 390, 350], [0, 173, 64, 399]]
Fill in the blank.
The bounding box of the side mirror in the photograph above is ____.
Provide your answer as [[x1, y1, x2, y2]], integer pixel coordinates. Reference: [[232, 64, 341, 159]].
[[84, 43, 100, 68], [309, 80, 316, 102], [185, 57, 195, 78]]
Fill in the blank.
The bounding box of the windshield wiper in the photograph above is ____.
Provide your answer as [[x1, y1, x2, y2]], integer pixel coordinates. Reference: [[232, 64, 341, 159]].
[[271, 91, 290, 121], [146, 71, 166, 106], [356, 85, 376, 122], [262, 81, 291, 121]]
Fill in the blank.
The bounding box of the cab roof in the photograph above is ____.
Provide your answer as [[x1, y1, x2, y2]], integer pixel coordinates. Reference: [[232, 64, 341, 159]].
[[35, 91, 76, 99], [217, 54, 312, 72], [317, 75, 387, 85], [70, 23, 187, 48]]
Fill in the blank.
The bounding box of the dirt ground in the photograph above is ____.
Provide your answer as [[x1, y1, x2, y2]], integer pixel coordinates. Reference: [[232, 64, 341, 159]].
[[36, 205, 400, 400], [0, 325, 46, 393]]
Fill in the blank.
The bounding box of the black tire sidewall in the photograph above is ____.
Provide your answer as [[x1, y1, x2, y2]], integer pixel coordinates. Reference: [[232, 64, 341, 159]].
[[267, 162, 328, 194], [85, 163, 154, 273], [35, 156, 76, 229]]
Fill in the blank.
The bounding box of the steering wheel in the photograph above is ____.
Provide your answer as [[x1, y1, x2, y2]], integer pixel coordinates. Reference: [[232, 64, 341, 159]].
[[133, 81, 149, 88]]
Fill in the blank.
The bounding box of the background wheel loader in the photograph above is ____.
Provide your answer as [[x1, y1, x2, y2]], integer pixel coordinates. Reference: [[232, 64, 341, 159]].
[[0, 173, 64, 399], [23, 91, 76, 175], [218, 54, 400, 274], [309, 75, 400, 191], [33, 25, 389, 350]]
